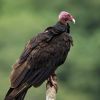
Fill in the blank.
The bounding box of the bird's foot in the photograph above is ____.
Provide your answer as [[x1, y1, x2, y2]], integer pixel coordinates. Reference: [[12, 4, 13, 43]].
[[46, 73, 58, 92]]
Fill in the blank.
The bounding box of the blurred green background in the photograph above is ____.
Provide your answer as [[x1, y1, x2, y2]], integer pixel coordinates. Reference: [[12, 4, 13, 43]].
[[0, 0, 100, 100]]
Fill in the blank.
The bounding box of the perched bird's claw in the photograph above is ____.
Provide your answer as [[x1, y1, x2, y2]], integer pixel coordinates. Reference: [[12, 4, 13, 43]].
[[46, 73, 58, 93]]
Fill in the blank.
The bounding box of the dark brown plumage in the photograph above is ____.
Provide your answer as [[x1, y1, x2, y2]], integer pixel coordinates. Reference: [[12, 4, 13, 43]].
[[5, 11, 74, 100]]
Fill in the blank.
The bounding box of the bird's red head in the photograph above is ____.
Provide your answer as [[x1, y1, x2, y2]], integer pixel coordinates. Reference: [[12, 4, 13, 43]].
[[58, 11, 75, 25]]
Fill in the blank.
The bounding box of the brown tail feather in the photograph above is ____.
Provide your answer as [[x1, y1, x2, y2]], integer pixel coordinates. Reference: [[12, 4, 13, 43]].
[[4, 84, 30, 100], [4, 88, 14, 100], [5, 89, 28, 100]]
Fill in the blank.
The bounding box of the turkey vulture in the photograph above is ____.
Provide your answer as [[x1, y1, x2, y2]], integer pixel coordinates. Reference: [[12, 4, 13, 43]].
[[5, 11, 75, 100]]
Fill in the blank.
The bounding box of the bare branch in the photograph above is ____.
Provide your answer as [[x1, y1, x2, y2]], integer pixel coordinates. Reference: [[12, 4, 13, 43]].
[[46, 74, 58, 100]]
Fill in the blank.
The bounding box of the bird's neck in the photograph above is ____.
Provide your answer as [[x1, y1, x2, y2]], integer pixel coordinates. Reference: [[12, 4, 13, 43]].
[[53, 21, 68, 33], [58, 21, 67, 25]]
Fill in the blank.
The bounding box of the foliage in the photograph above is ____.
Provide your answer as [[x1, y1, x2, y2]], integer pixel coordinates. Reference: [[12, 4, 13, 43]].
[[0, 0, 100, 100]]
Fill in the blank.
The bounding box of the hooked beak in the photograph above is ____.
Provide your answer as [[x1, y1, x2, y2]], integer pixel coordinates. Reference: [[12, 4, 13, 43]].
[[72, 18, 75, 24]]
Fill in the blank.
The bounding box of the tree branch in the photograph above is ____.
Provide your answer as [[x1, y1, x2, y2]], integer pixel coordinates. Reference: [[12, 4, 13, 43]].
[[46, 74, 58, 100]]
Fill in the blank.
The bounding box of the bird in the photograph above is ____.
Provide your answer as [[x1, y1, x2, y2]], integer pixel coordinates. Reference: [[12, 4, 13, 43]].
[[5, 11, 75, 100]]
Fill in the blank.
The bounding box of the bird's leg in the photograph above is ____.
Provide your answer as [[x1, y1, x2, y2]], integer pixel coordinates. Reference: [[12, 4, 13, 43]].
[[46, 72, 58, 93]]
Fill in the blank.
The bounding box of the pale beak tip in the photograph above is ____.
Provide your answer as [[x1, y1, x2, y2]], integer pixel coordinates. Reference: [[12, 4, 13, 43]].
[[72, 18, 75, 24]]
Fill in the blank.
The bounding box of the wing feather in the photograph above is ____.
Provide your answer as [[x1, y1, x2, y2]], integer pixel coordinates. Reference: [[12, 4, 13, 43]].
[[10, 27, 71, 88], [10, 31, 52, 88]]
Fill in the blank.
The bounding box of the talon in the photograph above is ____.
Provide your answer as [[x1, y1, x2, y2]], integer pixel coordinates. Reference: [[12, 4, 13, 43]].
[[46, 73, 58, 92]]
